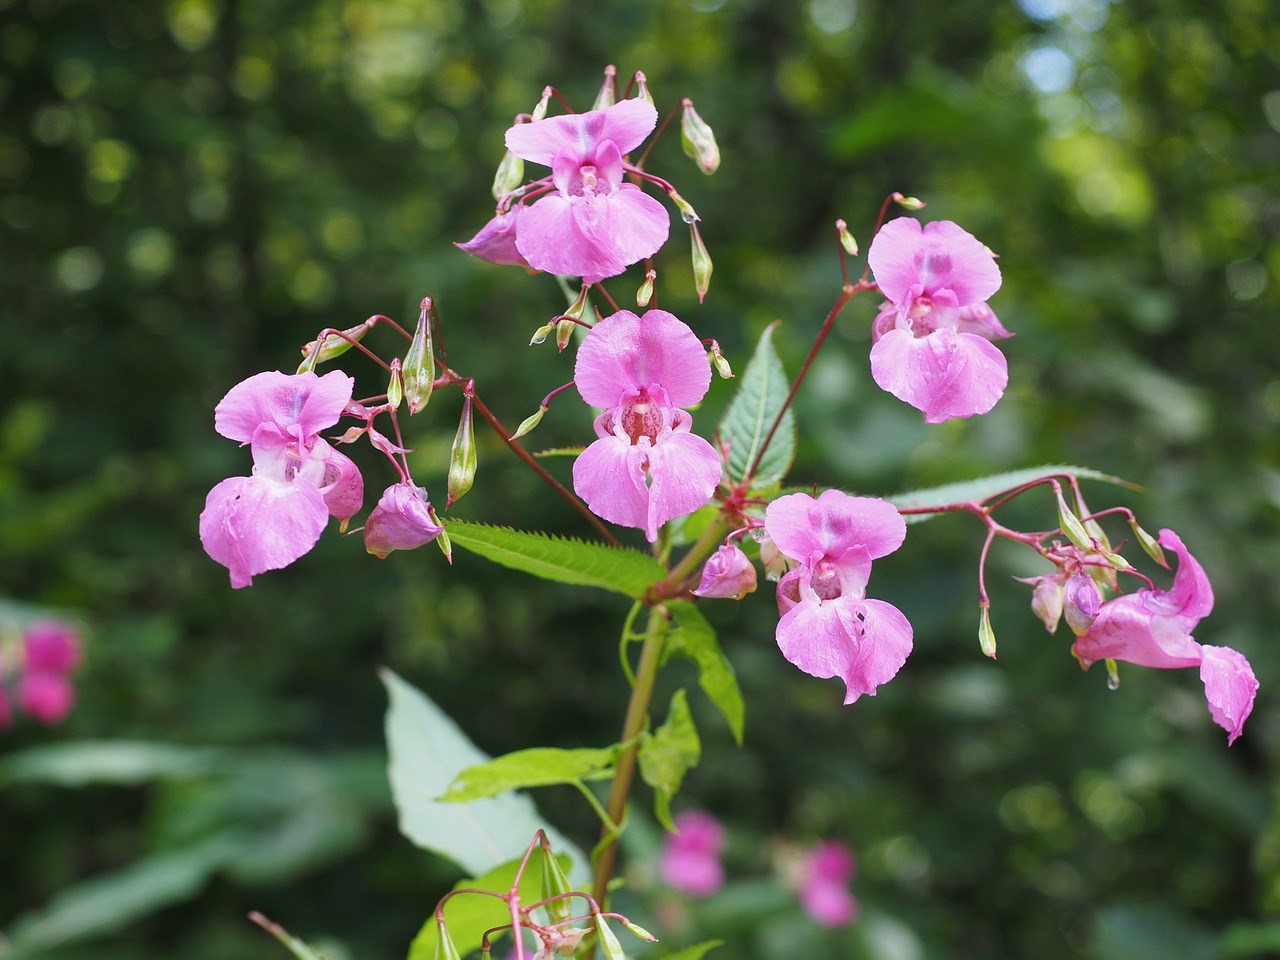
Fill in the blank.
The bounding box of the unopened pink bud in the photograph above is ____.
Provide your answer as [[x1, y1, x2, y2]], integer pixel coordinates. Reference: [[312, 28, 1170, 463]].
[[694, 544, 757, 600], [363, 483, 444, 558], [455, 209, 531, 268], [1031, 579, 1064, 635], [1063, 572, 1102, 636], [19, 670, 76, 726], [23, 621, 82, 673]]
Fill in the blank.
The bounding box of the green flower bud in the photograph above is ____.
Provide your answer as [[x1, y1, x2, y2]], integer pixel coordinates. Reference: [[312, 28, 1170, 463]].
[[593, 64, 617, 110], [680, 98, 720, 175], [403, 300, 435, 414], [386, 358, 403, 410], [691, 222, 712, 303], [447, 397, 477, 507], [491, 149, 524, 201], [978, 605, 997, 659]]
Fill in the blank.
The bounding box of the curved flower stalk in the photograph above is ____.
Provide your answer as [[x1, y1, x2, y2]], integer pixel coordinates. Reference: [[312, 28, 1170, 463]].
[[572, 309, 722, 541], [763, 491, 913, 703], [867, 217, 1010, 422], [1073, 529, 1257, 744]]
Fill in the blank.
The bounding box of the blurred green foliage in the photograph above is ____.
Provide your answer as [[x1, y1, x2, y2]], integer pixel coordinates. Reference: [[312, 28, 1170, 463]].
[[1, 0, 1278, 958]]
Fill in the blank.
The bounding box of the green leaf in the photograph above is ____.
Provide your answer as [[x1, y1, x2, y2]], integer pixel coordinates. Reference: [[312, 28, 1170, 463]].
[[4, 835, 239, 955], [0, 740, 226, 787], [662, 940, 724, 960], [719, 323, 795, 489], [444, 521, 665, 599], [665, 602, 745, 743], [441, 745, 622, 802], [407, 854, 572, 960], [638, 690, 701, 831], [889, 465, 1131, 523], [381, 670, 585, 880]]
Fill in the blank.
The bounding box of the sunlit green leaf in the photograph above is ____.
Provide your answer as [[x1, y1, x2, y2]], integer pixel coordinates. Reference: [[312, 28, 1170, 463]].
[[441, 745, 623, 802], [638, 690, 701, 831]]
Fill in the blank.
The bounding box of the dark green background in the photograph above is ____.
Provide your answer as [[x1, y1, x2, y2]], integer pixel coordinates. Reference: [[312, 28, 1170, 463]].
[[2, 0, 1278, 957]]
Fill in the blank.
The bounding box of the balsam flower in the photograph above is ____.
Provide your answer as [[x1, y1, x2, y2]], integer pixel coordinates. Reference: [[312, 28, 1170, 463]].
[[572, 309, 721, 542], [503, 99, 669, 282], [363, 482, 444, 558], [659, 810, 726, 897], [200, 370, 363, 588], [867, 218, 1008, 423], [1073, 529, 1258, 744], [798, 841, 859, 928], [455, 207, 531, 269], [764, 491, 912, 703]]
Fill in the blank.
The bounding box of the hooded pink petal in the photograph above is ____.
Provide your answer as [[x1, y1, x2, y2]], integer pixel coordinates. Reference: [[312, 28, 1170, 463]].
[[1156, 528, 1214, 622], [362, 482, 443, 558], [505, 98, 658, 165], [765, 491, 906, 567], [870, 327, 1008, 423], [1072, 594, 1202, 669], [456, 208, 532, 268], [694, 543, 758, 599], [572, 434, 652, 534], [645, 430, 722, 542], [318, 446, 364, 522], [199, 475, 329, 589], [1199, 645, 1258, 746], [214, 370, 354, 445], [868, 218, 1001, 306], [957, 302, 1012, 341], [575, 309, 712, 409]]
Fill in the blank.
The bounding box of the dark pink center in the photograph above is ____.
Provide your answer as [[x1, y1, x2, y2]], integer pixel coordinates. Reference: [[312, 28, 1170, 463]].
[[620, 390, 663, 444]]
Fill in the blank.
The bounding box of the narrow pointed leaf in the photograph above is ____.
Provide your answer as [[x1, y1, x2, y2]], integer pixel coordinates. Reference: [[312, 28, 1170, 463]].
[[890, 465, 1131, 524]]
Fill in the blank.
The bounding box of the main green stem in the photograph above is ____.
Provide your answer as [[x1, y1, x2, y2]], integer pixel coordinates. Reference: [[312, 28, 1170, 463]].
[[590, 605, 670, 909]]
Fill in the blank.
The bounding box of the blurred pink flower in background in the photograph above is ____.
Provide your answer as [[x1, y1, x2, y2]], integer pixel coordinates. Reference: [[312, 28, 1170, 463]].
[[798, 840, 859, 928], [659, 810, 726, 897]]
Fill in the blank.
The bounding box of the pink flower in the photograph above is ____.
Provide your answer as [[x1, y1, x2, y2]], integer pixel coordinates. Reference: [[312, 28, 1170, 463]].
[[24, 621, 82, 673], [19, 670, 75, 726], [659, 810, 726, 897], [200, 371, 363, 588], [1073, 529, 1258, 744], [1062, 571, 1102, 636], [867, 218, 1008, 423], [363, 482, 444, 558], [456, 207, 532, 269], [572, 309, 721, 542], [798, 841, 859, 928], [694, 543, 757, 599], [764, 491, 912, 703], [503, 99, 669, 283]]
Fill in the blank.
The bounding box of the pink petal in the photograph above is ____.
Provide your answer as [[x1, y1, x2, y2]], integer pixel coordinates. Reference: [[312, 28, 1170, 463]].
[[645, 430, 722, 542], [574, 309, 711, 410], [800, 883, 859, 928], [870, 327, 1008, 423], [18, 670, 75, 726], [1157, 528, 1214, 622], [1199, 645, 1258, 745], [319, 446, 364, 522], [804, 841, 856, 885], [505, 99, 658, 166], [215, 370, 354, 444], [199, 475, 329, 588], [362, 482, 443, 558], [839, 598, 913, 704], [776, 597, 858, 685], [957, 302, 1012, 340], [23, 621, 82, 673], [764, 491, 906, 567], [583, 185, 669, 268], [572, 434, 652, 534], [658, 849, 724, 897], [868, 218, 1001, 306], [1072, 595, 1202, 669], [516, 193, 628, 283], [669, 810, 726, 855], [455, 208, 531, 268]]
